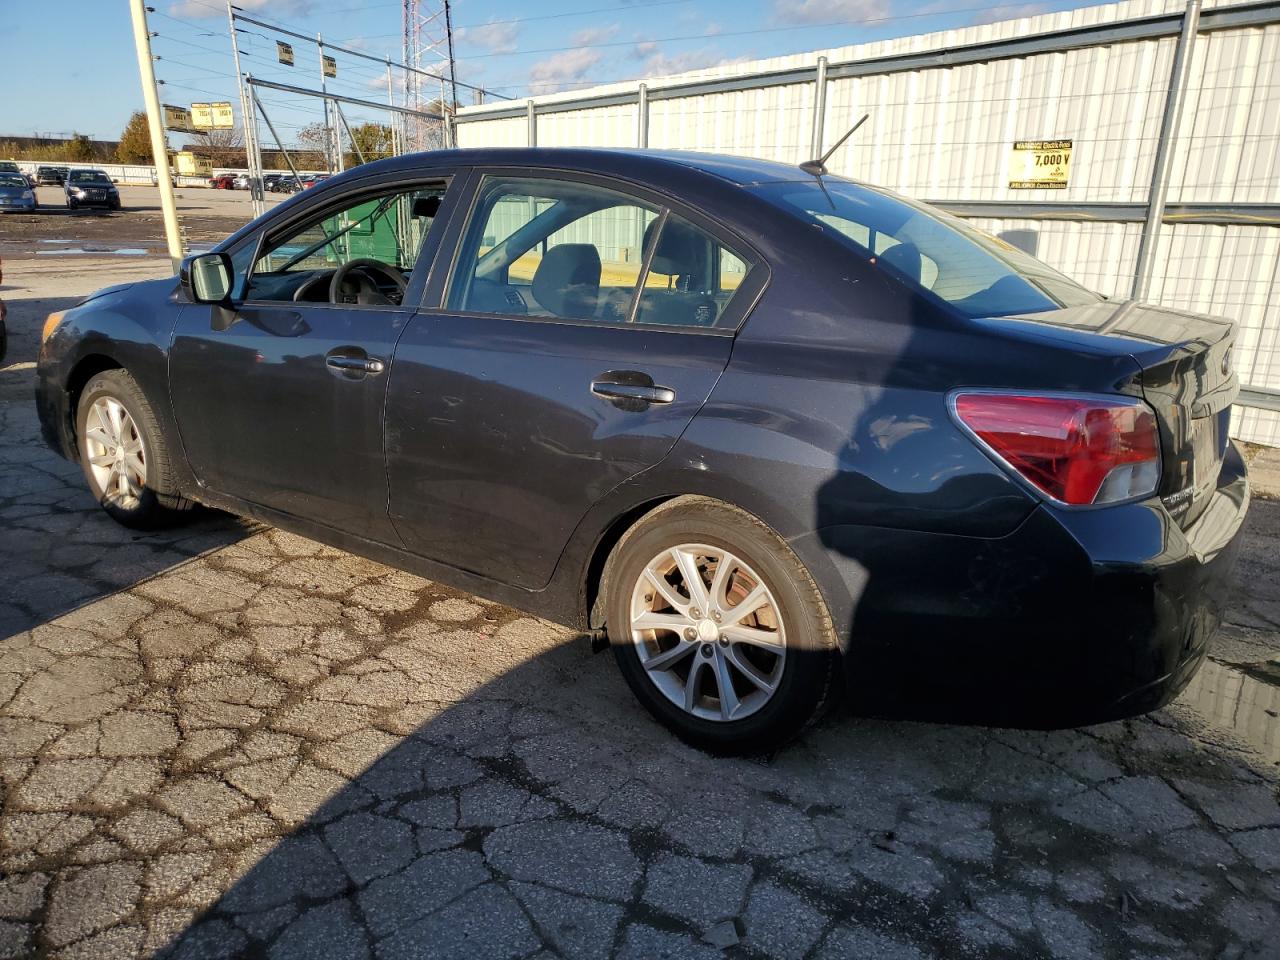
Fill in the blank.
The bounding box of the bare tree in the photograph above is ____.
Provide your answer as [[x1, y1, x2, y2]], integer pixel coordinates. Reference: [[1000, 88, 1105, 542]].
[[188, 126, 245, 167]]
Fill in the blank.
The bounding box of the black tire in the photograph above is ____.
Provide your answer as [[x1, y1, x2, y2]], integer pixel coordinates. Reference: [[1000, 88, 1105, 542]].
[[67, 199, 76, 210], [75, 370, 194, 529], [606, 497, 839, 755]]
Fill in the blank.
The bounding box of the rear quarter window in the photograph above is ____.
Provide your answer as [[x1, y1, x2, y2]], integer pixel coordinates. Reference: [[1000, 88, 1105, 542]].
[[759, 180, 1100, 319]]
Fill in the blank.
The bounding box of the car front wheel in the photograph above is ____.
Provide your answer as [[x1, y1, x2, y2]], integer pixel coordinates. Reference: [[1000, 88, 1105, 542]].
[[76, 370, 193, 528], [607, 497, 839, 754]]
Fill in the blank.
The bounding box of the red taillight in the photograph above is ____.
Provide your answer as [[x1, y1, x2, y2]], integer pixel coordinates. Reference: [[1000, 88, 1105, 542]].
[[952, 393, 1161, 506]]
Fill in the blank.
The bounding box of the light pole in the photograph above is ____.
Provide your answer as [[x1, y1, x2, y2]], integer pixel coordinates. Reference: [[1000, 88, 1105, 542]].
[[128, 0, 183, 270]]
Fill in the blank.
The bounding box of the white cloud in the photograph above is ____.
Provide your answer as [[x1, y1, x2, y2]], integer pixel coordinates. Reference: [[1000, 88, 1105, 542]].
[[528, 48, 603, 94], [772, 0, 888, 26], [971, 3, 1054, 25], [572, 24, 620, 46], [169, 0, 311, 18], [630, 43, 742, 78], [460, 20, 519, 55]]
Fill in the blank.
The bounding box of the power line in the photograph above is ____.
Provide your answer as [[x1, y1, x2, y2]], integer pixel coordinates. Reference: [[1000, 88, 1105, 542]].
[[455, 1, 1103, 62]]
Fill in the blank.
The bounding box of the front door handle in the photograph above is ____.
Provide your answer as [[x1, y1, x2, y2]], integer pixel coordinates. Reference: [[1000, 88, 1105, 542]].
[[591, 379, 676, 405], [326, 354, 385, 375]]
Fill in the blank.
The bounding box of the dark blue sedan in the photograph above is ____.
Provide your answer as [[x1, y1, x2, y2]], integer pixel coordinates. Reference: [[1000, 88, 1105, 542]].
[[35, 149, 1249, 753]]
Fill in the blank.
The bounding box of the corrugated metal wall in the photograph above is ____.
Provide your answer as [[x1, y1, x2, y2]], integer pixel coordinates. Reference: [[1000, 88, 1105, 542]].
[[456, 0, 1280, 445]]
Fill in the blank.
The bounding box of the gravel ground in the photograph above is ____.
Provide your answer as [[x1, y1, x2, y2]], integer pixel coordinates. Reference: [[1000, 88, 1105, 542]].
[[0, 186, 278, 258], [0, 258, 1277, 960]]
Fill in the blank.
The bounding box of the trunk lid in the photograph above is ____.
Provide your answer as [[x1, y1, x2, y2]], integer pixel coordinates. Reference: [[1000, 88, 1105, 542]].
[[974, 299, 1237, 528]]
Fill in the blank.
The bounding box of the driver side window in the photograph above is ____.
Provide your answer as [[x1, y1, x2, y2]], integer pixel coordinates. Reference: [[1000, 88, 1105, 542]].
[[245, 184, 446, 305]]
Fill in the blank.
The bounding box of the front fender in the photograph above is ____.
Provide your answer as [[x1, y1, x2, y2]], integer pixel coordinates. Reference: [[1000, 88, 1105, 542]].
[[35, 279, 196, 493]]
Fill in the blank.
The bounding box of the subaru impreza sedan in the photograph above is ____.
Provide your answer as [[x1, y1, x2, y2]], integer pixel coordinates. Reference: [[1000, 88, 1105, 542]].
[[35, 149, 1249, 753]]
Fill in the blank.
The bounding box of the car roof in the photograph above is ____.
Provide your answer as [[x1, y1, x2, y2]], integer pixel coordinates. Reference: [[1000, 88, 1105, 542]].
[[369, 147, 816, 187]]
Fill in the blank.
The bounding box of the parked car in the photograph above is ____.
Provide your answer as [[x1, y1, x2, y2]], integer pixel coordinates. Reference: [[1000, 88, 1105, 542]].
[[0, 172, 37, 212], [65, 169, 120, 210], [36, 166, 69, 185], [267, 175, 300, 194], [0, 256, 6, 365], [301, 173, 330, 189], [233, 173, 250, 190], [34, 149, 1249, 753], [209, 174, 236, 190]]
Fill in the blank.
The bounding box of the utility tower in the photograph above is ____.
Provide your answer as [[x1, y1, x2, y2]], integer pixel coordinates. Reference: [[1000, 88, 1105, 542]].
[[402, 0, 458, 150]]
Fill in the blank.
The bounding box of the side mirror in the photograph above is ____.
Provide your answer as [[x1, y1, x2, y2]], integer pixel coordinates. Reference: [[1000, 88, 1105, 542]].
[[182, 252, 233, 304]]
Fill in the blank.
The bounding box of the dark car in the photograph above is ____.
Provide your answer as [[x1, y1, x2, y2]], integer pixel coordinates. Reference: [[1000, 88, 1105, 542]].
[[0, 256, 6, 365], [37, 165, 69, 185], [266, 174, 299, 193], [65, 169, 120, 210], [34, 149, 1249, 753]]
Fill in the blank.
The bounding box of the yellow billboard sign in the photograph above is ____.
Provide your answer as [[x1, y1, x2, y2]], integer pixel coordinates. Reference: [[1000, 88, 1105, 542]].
[[277, 41, 294, 66], [1009, 139, 1072, 189], [190, 102, 235, 130], [163, 104, 193, 132], [323, 55, 337, 78], [173, 151, 212, 176]]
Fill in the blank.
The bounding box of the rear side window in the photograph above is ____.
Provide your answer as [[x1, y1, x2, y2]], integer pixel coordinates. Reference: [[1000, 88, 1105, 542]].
[[448, 176, 752, 329], [758, 180, 1100, 318]]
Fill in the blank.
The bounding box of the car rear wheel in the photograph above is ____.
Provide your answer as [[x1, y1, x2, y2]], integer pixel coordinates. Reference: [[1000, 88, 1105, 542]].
[[76, 370, 194, 528], [606, 497, 839, 755]]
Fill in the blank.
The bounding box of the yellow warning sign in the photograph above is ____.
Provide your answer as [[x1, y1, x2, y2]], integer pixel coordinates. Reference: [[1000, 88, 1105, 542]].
[[1009, 139, 1072, 189]]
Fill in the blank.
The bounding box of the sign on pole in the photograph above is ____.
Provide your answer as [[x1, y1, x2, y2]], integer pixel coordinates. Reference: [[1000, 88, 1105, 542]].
[[191, 102, 235, 130], [1008, 139, 1073, 189], [323, 55, 337, 78], [163, 104, 194, 132], [277, 41, 294, 66]]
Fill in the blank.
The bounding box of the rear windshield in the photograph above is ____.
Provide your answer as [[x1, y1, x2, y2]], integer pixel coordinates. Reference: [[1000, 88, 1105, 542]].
[[756, 179, 1100, 318]]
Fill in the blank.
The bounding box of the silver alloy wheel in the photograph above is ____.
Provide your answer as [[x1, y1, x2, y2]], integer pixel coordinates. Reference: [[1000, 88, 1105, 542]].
[[629, 543, 786, 722], [84, 396, 146, 509]]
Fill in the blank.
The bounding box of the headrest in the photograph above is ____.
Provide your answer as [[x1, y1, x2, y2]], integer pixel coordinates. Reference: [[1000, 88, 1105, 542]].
[[413, 195, 441, 218], [642, 218, 704, 277], [531, 244, 601, 318], [879, 241, 923, 285]]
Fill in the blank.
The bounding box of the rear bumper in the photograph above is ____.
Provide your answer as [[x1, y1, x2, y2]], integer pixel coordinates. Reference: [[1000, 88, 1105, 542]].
[[806, 442, 1250, 727]]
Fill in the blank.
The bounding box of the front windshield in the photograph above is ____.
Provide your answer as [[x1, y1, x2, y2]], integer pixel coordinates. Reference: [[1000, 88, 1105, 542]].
[[0, 174, 27, 188], [757, 179, 1100, 318], [70, 171, 110, 184]]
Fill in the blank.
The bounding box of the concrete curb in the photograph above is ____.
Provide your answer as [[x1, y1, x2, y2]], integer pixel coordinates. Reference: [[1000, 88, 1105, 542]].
[[1244, 444, 1280, 500]]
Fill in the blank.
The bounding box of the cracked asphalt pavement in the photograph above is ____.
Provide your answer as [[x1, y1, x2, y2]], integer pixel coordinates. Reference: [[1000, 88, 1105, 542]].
[[1, 259, 1278, 960]]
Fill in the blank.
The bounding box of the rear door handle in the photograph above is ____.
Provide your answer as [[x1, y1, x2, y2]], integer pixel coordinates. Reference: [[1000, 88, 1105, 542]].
[[591, 380, 676, 405]]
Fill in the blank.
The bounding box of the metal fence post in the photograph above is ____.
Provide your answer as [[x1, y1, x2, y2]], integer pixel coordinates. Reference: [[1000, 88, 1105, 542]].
[[527, 100, 537, 147], [810, 56, 828, 161], [637, 83, 649, 148], [1131, 0, 1202, 301]]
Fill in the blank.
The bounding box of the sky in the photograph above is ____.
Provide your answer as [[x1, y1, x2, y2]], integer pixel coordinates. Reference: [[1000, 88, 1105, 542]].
[[0, 0, 1101, 146]]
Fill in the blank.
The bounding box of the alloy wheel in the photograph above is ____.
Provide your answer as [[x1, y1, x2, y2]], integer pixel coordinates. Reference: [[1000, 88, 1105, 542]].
[[84, 396, 147, 509], [629, 544, 786, 721]]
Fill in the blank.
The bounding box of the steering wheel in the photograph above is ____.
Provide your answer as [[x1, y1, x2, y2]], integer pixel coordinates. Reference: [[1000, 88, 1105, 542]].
[[329, 258, 408, 306], [292, 271, 333, 303]]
